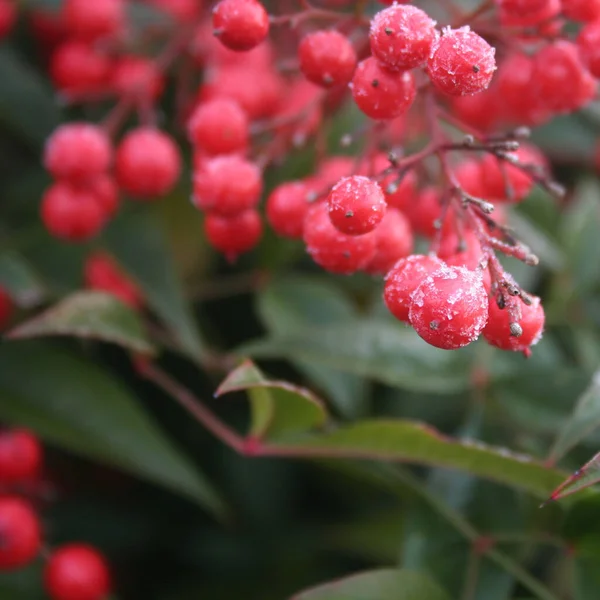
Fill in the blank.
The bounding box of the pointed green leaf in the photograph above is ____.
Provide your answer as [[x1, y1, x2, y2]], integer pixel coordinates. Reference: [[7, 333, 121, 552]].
[[215, 360, 327, 440], [549, 370, 600, 462], [292, 569, 450, 600], [0, 341, 225, 518], [7, 291, 155, 355], [240, 319, 472, 394], [102, 211, 206, 360], [277, 420, 564, 497], [544, 451, 600, 503]]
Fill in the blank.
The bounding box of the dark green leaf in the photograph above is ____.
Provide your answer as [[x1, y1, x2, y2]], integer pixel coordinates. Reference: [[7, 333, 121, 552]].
[[0, 341, 225, 517], [240, 319, 472, 394], [7, 291, 155, 355], [215, 360, 327, 440], [278, 420, 564, 496], [256, 276, 368, 417], [0, 252, 46, 308], [292, 569, 450, 600], [102, 210, 206, 360], [0, 48, 61, 147]]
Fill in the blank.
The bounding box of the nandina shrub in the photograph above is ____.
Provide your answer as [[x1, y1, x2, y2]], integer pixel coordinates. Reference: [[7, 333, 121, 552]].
[[1, 1, 600, 598]]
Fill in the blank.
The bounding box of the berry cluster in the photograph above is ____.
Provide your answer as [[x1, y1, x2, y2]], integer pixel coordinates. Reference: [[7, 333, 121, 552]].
[[21, 0, 600, 358], [0, 428, 111, 600]]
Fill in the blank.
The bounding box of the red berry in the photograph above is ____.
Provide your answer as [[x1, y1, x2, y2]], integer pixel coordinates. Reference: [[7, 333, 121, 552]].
[[200, 66, 284, 120], [204, 209, 262, 261], [533, 41, 596, 114], [63, 0, 124, 40], [266, 181, 312, 239], [50, 42, 111, 97], [409, 265, 489, 349], [84, 252, 142, 309], [364, 208, 414, 275], [0, 430, 42, 484], [450, 88, 500, 132], [577, 21, 600, 78], [427, 27, 496, 96], [0, 497, 41, 570], [327, 175, 386, 235], [479, 144, 546, 202], [351, 56, 416, 120], [193, 155, 262, 216], [116, 128, 182, 200], [88, 174, 120, 219], [0, 0, 16, 38], [437, 227, 483, 270], [187, 99, 249, 156], [212, 0, 269, 52], [370, 4, 437, 71], [44, 544, 111, 600], [384, 254, 445, 322], [483, 295, 544, 352], [496, 0, 560, 26], [562, 0, 600, 21], [381, 170, 418, 212], [454, 159, 485, 199], [404, 186, 442, 238], [44, 123, 112, 182], [0, 287, 13, 329], [298, 30, 357, 88], [303, 201, 377, 274], [111, 56, 165, 102], [41, 182, 106, 242]]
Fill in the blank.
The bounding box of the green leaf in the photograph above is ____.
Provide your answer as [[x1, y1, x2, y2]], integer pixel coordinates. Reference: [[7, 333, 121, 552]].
[[0, 252, 46, 308], [102, 210, 206, 360], [292, 569, 450, 600], [0, 341, 225, 518], [240, 319, 472, 394], [0, 48, 61, 147], [256, 276, 368, 417], [278, 420, 564, 497], [549, 370, 600, 462], [6, 291, 155, 355], [215, 360, 327, 440], [544, 451, 600, 504]]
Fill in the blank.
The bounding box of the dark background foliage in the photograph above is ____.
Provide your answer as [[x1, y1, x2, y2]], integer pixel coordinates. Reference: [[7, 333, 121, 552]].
[[2, 1, 600, 599]]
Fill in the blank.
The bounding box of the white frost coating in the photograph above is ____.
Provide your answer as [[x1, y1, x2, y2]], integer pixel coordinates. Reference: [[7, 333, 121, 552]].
[[408, 265, 488, 349]]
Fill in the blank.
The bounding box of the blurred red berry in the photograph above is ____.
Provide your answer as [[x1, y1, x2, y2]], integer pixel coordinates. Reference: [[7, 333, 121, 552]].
[[0, 287, 13, 330], [204, 209, 262, 261], [62, 0, 125, 40], [0, 497, 41, 570], [212, 0, 269, 52], [0, 429, 42, 484], [266, 181, 312, 239], [0, 0, 16, 38], [111, 56, 165, 102]]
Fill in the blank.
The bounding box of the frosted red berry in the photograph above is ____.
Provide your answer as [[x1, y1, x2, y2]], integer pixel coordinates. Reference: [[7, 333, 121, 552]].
[[63, 0, 124, 40], [111, 56, 165, 101], [212, 0, 269, 52], [409, 265, 488, 349], [0, 497, 41, 570], [0, 430, 43, 484], [384, 254, 445, 323], [116, 128, 182, 200], [298, 30, 357, 88], [0, 287, 13, 329], [44, 123, 112, 182], [50, 42, 111, 97], [364, 208, 414, 275], [370, 4, 437, 71], [303, 201, 377, 274], [533, 41, 596, 114], [351, 56, 416, 120], [204, 209, 262, 261], [427, 27, 496, 96], [193, 155, 262, 216], [84, 252, 142, 309], [483, 295, 544, 352], [44, 544, 111, 600], [327, 175, 386, 236], [41, 182, 106, 242], [0, 0, 16, 38], [187, 99, 249, 156], [266, 181, 312, 239], [577, 22, 600, 79]]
